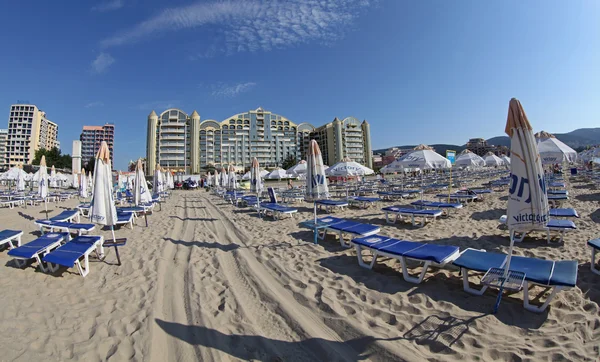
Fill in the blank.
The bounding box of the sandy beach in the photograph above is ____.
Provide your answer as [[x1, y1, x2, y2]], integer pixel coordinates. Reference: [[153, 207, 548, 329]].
[[1, 178, 599, 361]]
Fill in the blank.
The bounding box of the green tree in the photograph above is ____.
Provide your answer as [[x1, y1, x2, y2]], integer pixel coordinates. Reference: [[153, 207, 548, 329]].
[[32, 147, 72, 170], [281, 154, 297, 170], [84, 157, 96, 174]]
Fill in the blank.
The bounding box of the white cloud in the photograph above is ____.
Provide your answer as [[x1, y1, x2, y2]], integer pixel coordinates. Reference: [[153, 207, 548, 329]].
[[100, 0, 373, 55], [211, 82, 257, 97], [91, 52, 115, 73], [92, 0, 124, 12], [85, 101, 104, 108]]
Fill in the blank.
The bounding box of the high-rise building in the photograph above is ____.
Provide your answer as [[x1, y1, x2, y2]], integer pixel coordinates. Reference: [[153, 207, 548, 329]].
[[80, 123, 115, 166], [0, 129, 7, 169], [146, 107, 373, 175], [5, 104, 59, 166], [309, 117, 372, 168]]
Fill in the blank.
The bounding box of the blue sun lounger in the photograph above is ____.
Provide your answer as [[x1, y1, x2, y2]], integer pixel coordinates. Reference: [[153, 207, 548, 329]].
[[499, 215, 576, 243], [258, 203, 298, 220], [116, 211, 135, 229], [549, 208, 579, 218], [435, 193, 477, 204], [382, 206, 443, 227], [316, 217, 380, 247], [316, 199, 348, 213], [410, 200, 463, 215], [78, 203, 92, 217], [547, 189, 568, 196], [351, 235, 460, 283], [453, 249, 578, 312], [7, 232, 69, 271], [376, 191, 409, 201], [35, 220, 96, 235], [42, 235, 104, 278], [46, 209, 81, 223], [588, 238, 600, 275], [347, 197, 380, 209], [0, 229, 23, 250]]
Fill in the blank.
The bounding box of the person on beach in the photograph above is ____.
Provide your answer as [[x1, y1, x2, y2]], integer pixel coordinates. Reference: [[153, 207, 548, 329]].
[[287, 179, 293, 189]]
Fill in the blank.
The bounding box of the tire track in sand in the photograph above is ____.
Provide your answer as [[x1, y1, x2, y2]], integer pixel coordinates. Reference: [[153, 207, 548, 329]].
[[194, 194, 368, 361], [149, 194, 206, 362]]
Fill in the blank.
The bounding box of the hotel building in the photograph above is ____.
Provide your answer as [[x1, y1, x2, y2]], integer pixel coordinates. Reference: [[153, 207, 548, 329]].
[[309, 117, 372, 168], [80, 123, 115, 166], [5, 104, 59, 166], [146, 107, 372, 175], [0, 129, 7, 169]]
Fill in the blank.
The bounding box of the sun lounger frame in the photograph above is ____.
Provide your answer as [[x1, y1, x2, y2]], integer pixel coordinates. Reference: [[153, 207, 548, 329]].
[[383, 208, 442, 227], [44, 236, 104, 278], [0, 230, 23, 249]]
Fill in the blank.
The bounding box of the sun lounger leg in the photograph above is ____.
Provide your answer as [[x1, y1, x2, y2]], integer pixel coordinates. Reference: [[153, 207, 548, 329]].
[[355, 245, 377, 269], [522, 281, 561, 313], [400, 258, 430, 284], [75, 255, 90, 278], [385, 212, 393, 224], [591, 248, 600, 275], [461, 268, 488, 295]]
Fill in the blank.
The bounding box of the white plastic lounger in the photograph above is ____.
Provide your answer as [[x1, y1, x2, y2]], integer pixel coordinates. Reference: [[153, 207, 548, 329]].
[[42, 235, 104, 278], [351, 235, 460, 284], [347, 197, 380, 209], [7, 232, 68, 271], [453, 249, 578, 313], [1, 200, 17, 209], [316, 217, 380, 248], [410, 200, 463, 215], [382, 206, 442, 227], [0, 229, 23, 249], [588, 238, 600, 275], [499, 215, 576, 243], [435, 194, 477, 204]]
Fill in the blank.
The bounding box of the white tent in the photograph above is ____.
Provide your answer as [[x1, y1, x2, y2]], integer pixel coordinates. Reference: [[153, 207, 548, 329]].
[[325, 158, 374, 177], [387, 146, 451, 171], [265, 168, 289, 180], [455, 150, 485, 168], [286, 160, 307, 176], [484, 153, 504, 167], [501, 155, 511, 166], [535, 131, 577, 165]]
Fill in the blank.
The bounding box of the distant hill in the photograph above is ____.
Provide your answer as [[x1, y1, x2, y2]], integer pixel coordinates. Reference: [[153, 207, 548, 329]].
[[375, 127, 600, 154]]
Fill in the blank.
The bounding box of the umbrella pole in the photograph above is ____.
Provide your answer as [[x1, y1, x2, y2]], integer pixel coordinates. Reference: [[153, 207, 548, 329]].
[[111, 226, 121, 266], [44, 199, 48, 219], [314, 201, 317, 225]]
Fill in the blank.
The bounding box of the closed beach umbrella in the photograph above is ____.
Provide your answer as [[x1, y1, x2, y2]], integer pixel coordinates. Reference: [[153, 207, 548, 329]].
[[90, 141, 117, 263], [501, 98, 549, 310], [89, 171, 94, 195], [214, 170, 219, 187], [80, 168, 88, 198], [134, 158, 151, 205], [153, 165, 163, 194], [228, 164, 237, 190], [220, 167, 228, 187], [50, 165, 58, 188], [17, 165, 25, 191], [306, 140, 329, 223], [250, 157, 263, 214], [535, 131, 577, 165], [39, 156, 49, 217]]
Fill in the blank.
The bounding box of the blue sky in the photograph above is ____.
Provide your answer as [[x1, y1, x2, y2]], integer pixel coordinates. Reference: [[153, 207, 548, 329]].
[[0, 0, 598, 170]]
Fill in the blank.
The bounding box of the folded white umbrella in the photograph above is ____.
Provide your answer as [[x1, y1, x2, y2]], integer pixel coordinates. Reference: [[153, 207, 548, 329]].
[[50, 166, 58, 188], [153, 165, 163, 194], [219, 167, 228, 187], [90, 141, 118, 263], [228, 165, 237, 190], [250, 157, 263, 214], [306, 140, 329, 223], [17, 167, 25, 191], [214, 170, 219, 187], [325, 158, 374, 177], [134, 158, 151, 205], [498, 98, 549, 312], [39, 156, 49, 217], [265, 168, 288, 180], [79, 168, 88, 198], [535, 132, 577, 165]]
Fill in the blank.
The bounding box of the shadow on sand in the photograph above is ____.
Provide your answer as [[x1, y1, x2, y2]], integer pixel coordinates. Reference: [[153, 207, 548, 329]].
[[155, 319, 401, 361], [163, 237, 240, 251], [169, 215, 218, 222]]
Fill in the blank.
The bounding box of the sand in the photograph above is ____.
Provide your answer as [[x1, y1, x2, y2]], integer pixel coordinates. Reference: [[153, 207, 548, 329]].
[[1, 178, 599, 361]]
